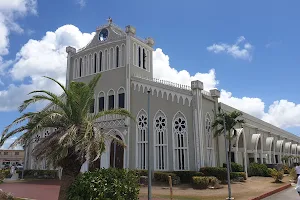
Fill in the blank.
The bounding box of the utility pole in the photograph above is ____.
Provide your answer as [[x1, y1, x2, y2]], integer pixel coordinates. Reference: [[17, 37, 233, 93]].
[[147, 90, 152, 200]]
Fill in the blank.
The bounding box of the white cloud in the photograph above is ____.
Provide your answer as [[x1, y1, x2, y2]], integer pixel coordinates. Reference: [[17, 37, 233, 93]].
[[207, 36, 253, 61], [0, 25, 95, 111], [76, 0, 86, 8], [0, 136, 23, 150], [153, 48, 219, 90], [0, 0, 37, 69]]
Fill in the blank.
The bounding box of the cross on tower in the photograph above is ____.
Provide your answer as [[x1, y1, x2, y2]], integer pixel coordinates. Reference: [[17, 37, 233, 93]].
[[107, 17, 113, 25]]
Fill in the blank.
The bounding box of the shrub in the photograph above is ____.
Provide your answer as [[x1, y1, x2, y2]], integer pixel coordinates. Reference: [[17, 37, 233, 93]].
[[154, 172, 180, 185], [230, 172, 246, 181], [248, 163, 270, 177], [200, 167, 227, 181], [192, 176, 219, 189], [68, 168, 140, 200], [16, 170, 58, 179], [171, 171, 204, 183], [223, 162, 244, 172], [135, 170, 148, 177], [282, 165, 290, 174], [270, 168, 284, 183], [0, 189, 13, 200], [290, 167, 297, 180]]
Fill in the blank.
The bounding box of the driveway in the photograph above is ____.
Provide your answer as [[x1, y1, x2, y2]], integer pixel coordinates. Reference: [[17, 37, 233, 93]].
[[263, 187, 300, 200]]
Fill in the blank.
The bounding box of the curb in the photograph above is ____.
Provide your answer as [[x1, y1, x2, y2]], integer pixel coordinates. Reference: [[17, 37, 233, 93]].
[[250, 183, 292, 200]]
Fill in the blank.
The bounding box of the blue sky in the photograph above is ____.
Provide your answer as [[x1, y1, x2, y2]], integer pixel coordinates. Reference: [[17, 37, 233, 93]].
[[1, 0, 300, 148]]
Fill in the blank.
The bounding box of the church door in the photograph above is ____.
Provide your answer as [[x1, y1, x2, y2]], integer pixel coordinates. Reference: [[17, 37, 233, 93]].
[[110, 135, 124, 168]]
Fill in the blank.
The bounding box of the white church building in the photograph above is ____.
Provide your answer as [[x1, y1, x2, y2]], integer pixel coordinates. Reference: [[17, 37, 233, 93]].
[[24, 19, 300, 173]]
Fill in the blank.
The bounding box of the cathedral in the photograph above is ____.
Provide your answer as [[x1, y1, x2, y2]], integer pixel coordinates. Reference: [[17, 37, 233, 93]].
[[24, 19, 300, 175]]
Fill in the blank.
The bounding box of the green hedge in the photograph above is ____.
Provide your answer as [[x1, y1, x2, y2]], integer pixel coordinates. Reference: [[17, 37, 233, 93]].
[[230, 172, 246, 180], [192, 176, 218, 189], [200, 167, 246, 182], [16, 170, 58, 179], [248, 163, 271, 177], [223, 162, 244, 172], [200, 167, 227, 181], [171, 171, 204, 183], [68, 168, 140, 200]]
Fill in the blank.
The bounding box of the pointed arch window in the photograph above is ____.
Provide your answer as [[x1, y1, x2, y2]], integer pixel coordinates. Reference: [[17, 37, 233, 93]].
[[117, 88, 125, 109], [154, 111, 168, 170], [116, 46, 119, 68], [173, 112, 188, 170], [109, 48, 114, 69], [143, 48, 146, 69], [205, 114, 213, 167], [99, 51, 103, 71], [137, 111, 148, 169], [138, 47, 141, 67], [108, 90, 115, 110], [98, 92, 105, 112], [121, 44, 125, 66], [94, 53, 97, 73], [79, 58, 82, 77]]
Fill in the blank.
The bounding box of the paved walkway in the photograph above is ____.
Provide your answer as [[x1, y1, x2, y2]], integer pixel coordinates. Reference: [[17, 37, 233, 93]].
[[263, 187, 300, 200], [0, 180, 60, 200]]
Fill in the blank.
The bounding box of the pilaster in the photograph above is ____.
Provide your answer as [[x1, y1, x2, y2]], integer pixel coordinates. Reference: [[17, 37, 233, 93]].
[[65, 46, 76, 89], [191, 80, 204, 170]]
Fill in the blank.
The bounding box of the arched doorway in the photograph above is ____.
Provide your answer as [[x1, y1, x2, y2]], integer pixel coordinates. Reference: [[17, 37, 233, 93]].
[[110, 135, 124, 168]]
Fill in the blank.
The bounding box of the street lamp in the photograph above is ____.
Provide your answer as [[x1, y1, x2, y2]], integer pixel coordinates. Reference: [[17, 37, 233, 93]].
[[147, 90, 152, 200], [222, 112, 234, 200]]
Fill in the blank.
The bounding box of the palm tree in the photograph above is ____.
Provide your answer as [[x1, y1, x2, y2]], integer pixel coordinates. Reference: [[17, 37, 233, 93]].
[[0, 74, 134, 200], [212, 106, 245, 171]]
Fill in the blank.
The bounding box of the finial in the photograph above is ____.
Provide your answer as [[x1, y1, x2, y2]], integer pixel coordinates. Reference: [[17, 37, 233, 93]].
[[107, 17, 113, 25]]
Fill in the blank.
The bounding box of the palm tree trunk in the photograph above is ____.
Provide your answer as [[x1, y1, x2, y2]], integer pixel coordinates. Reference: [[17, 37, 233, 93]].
[[58, 156, 82, 200], [228, 137, 232, 172]]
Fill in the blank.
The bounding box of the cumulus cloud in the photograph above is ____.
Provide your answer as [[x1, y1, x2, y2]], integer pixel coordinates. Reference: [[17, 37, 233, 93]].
[[207, 36, 253, 61], [153, 48, 219, 90], [0, 0, 37, 70], [0, 136, 23, 150], [0, 25, 95, 111]]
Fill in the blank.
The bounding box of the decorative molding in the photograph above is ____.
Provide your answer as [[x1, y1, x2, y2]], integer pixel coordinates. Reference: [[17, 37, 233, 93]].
[[131, 81, 192, 106]]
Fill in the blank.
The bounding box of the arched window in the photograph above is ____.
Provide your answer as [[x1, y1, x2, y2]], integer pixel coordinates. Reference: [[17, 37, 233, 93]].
[[117, 87, 125, 108], [173, 112, 188, 170], [98, 92, 105, 112], [89, 54, 92, 74], [138, 47, 141, 67], [107, 90, 115, 110], [94, 53, 97, 73], [79, 58, 83, 77], [121, 44, 125, 66], [104, 49, 108, 71], [133, 43, 137, 65], [99, 51, 103, 71], [205, 113, 213, 167], [142, 48, 146, 69], [116, 46, 119, 68], [74, 59, 78, 78], [110, 48, 114, 69], [83, 56, 88, 76], [137, 110, 148, 169], [154, 111, 168, 170]]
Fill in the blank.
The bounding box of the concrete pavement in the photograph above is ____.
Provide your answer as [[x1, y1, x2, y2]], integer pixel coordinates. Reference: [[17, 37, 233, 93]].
[[263, 187, 300, 200]]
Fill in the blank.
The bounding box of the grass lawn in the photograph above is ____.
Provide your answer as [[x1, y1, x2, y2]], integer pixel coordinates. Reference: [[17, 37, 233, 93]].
[[139, 175, 292, 200]]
